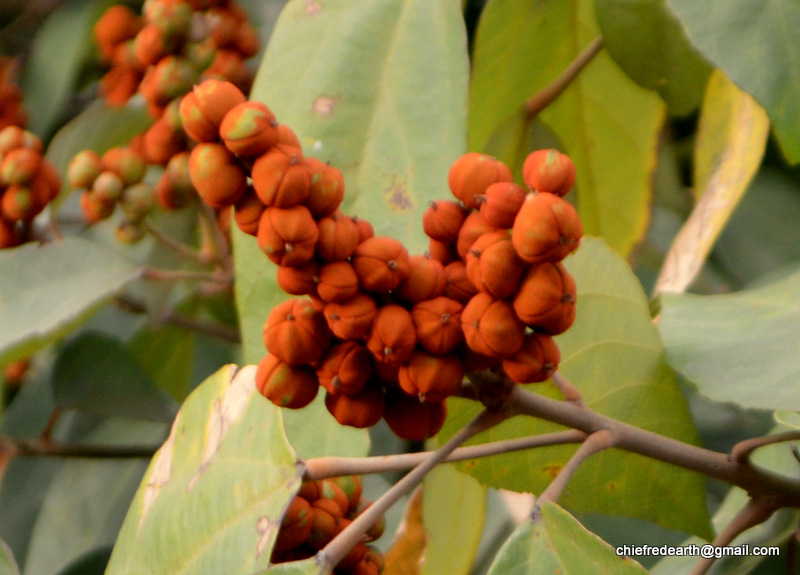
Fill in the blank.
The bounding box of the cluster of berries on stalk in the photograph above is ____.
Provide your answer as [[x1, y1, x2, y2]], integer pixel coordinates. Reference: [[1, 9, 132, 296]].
[[179, 77, 583, 443], [67, 0, 260, 238], [272, 475, 385, 574], [0, 126, 62, 248]]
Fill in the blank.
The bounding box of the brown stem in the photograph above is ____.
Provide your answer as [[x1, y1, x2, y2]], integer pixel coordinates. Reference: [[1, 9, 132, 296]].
[[304, 429, 587, 480], [731, 431, 800, 466], [506, 385, 800, 508], [1, 435, 159, 458], [115, 295, 240, 343], [523, 36, 605, 119], [141, 266, 230, 285], [689, 498, 776, 575], [40, 405, 63, 441], [144, 219, 217, 266], [197, 202, 231, 272], [317, 407, 508, 572], [536, 429, 617, 507]]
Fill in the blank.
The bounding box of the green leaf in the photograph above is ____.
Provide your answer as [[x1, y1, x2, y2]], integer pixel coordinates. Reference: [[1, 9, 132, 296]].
[[22, 419, 163, 575], [486, 501, 648, 575], [52, 332, 179, 423], [45, 103, 153, 211], [54, 547, 112, 575], [650, 424, 800, 575], [0, 238, 142, 366], [660, 267, 800, 412], [250, 0, 468, 254], [421, 464, 486, 575], [20, 0, 98, 139], [0, 540, 20, 575], [667, 0, 800, 164], [594, 0, 712, 116], [106, 365, 301, 575], [654, 69, 770, 295], [260, 558, 319, 574], [439, 238, 712, 538], [774, 410, 800, 430], [128, 324, 196, 402], [469, 0, 664, 257]]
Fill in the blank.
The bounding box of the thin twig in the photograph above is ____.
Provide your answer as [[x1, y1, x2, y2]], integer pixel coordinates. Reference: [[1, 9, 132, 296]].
[[689, 498, 776, 575], [523, 36, 605, 119], [141, 266, 230, 284], [115, 295, 241, 343], [316, 407, 508, 572], [1, 435, 159, 459], [552, 372, 584, 405], [197, 202, 231, 272], [144, 219, 217, 266], [731, 431, 800, 466], [304, 429, 587, 480], [535, 429, 617, 508]]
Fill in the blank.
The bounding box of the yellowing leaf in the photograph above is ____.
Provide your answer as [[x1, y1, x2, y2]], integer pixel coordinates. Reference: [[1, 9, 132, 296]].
[[654, 69, 770, 295]]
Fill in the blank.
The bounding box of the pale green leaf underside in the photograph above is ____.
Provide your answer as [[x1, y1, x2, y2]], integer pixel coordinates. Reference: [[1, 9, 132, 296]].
[[106, 365, 301, 575], [486, 502, 648, 575], [0, 238, 141, 366], [660, 266, 800, 411]]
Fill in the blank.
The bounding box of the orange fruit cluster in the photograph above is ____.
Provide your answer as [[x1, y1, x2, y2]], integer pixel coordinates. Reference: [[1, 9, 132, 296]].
[[69, 0, 262, 238], [272, 475, 385, 575], [0, 127, 62, 248], [0, 57, 26, 131], [182, 78, 583, 440]]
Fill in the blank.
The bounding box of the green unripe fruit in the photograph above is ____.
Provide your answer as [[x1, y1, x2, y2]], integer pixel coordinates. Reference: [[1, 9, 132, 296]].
[[120, 183, 156, 221], [91, 171, 125, 204], [68, 150, 102, 189]]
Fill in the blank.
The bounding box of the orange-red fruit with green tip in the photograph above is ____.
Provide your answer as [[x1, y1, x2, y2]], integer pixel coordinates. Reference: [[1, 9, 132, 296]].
[[522, 149, 576, 197], [398, 350, 465, 403], [189, 143, 247, 208], [155, 172, 193, 210], [422, 199, 467, 243], [94, 5, 142, 62], [262, 298, 331, 365], [143, 117, 185, 166], [80, 189, 114, 223], [274, 496, 313, 551], [350, 547, 385, 575], [465, 231, 524, 299], [256, 205, 319, 267], [316, 261, 360, 303], [316, 479, 351, 517], [1, 148, 41, 186], [255, 353, 319, 409], [251, 145, 311, 208], [101, 146, 146, 186], [180, 79, 246, 142], [479, 181, 527, 228], [448, 152, 513, 209], [502, 332, 561, 383], [304, 157, 345, 219], [67, 150, 102, 189], [513, 262, 577, 335], [411, 296, 464, 354], [91, 171, 124, 203], [456, 211, 499, 260], [352, 236, 410, 292], [1, 185, 43, 221], [323, 293, 377, 340], [383, 387, 447, 441], [316, 341, 373, 395], [353, 216, 375, 243], [511, 192, 582, 264], [324, 384, 385, 429], [316, 211, 360, 261], [307, 505, 339, 550], [233, 191, 265, 236], [328, 475, 363, 512], [366, 304, 417, 367], [461, 293, 525, 358], [394, 254, 447, 303], [276, 260, 320, 296], [444, 260, 478, 304], [276, 122, 301, 147], [219, 100, 279, 157]]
